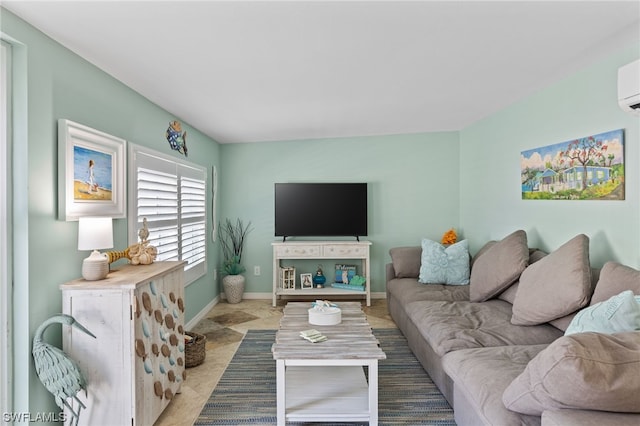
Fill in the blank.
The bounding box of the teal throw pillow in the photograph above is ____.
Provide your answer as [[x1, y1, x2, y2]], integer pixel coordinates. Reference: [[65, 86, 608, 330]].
[[565, 290, 640, 336], [419, 239, 470, 285]]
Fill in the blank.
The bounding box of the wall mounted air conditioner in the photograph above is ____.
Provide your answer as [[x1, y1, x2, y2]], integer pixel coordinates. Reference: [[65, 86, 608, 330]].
[[618, 59, 640, 116]]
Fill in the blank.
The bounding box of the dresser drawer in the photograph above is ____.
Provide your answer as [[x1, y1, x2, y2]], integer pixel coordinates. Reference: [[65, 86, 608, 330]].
[[323, 244, 368, 257], [274, 244, 321, 258]]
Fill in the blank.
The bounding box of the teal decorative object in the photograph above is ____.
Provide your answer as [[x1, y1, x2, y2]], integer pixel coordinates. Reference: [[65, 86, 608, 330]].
[[312, 265, 326, 287], [350, 275, 367, 286], [32, 314, 96, 426]]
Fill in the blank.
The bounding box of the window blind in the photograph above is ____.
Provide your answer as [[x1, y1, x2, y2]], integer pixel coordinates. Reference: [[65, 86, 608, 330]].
[[129, 145, 207, 284]]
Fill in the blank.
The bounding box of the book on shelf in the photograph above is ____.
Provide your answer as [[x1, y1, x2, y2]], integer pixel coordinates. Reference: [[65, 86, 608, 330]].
[[331, 282, 365, 292]]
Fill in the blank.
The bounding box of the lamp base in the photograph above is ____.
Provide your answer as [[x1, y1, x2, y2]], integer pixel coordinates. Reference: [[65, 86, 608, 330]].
[[82, 250, 109, 281]]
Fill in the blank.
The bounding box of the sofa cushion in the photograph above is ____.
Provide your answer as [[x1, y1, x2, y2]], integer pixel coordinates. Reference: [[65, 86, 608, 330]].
[[565, 290, 640, 336], [497, 249, 548, 305], [591, 261, 640, 304], [502, 331, 640, 415], [511, 234, 591, 325], [387, 278, 470, 306], [404, 299, 563, 357], [470, 230, 529, 302], [470, 240, 496, 268], [419, 238, 470, 285], [442, 344, 548, 426], [548, 267, 601, 332], [389, 246, 422, 278], [497, 281, 520, 305]]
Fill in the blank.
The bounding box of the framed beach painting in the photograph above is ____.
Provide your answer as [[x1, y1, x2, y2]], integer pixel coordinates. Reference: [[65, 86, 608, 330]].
[[521, 129, 625, 201], [58, 119, 126, 220]]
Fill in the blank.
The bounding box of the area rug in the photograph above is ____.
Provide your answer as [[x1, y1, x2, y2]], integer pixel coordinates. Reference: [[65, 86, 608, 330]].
[[195, 328, 454, 425]]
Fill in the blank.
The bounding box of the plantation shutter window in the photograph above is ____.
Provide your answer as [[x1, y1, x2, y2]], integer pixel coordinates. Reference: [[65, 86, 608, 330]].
[[129, 144, 207, 285], [179, 168, 207, 270]]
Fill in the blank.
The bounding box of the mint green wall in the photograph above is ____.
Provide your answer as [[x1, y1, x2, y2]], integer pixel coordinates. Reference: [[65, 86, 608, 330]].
[[219, 133, 461, 294], [460, 42, 640, 269], [2, 9, 220, 420]]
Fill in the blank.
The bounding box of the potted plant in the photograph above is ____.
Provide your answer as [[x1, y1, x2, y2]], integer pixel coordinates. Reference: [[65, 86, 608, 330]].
[[218, 218, 252, 303]]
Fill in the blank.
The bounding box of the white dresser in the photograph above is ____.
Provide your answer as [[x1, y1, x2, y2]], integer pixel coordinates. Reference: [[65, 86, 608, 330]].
[[272, 241, 371, 306], [60, 261, 186, 426]]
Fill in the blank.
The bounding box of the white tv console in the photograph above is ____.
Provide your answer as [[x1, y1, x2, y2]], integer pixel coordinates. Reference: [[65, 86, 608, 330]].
[[272, 240, 372, 307]]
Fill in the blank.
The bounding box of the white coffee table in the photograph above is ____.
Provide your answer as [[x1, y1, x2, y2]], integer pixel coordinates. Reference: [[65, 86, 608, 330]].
[[271, 302, 386, 425]]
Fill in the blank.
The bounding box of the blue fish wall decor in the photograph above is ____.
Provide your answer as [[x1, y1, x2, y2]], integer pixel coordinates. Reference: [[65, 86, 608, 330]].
[[166, 120, 188, 157]]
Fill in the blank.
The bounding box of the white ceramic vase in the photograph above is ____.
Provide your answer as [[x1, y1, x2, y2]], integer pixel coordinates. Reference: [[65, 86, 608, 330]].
[[222, 274, 245, 304]]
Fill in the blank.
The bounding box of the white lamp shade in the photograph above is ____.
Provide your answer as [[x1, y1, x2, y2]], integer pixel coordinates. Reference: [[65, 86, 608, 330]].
[[78, 217, 113, 251]]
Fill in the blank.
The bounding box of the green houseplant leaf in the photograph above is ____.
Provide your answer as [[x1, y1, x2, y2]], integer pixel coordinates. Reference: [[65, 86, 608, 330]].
[[219, 219, 252, 275], [223, 255, 245, 275]]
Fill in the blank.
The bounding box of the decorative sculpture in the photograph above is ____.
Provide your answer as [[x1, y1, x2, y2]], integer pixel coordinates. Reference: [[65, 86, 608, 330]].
[[105, 218, 158, 265], [128, 218, 158, 265], [441, 228, 457, 245], [32, 314, 96, 426], [312, 264, 326, 288], [165, 120, 188, 157]]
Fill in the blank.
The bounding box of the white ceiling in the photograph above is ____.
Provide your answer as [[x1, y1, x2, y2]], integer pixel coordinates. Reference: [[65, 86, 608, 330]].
[[3, 1, 640, 144]]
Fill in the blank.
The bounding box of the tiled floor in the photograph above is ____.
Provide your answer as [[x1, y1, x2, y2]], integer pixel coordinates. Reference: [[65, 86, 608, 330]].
[[154, 298, 396, 425]]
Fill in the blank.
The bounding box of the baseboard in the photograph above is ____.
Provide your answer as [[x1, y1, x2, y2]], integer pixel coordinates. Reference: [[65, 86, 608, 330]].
[[188, 291, 386, 329], [233, 292, 273, 300], [220, 291, 387, 300], [186, 295, 219, 330]]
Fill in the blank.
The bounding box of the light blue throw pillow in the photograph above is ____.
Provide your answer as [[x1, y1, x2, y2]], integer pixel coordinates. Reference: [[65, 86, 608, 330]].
[[565, 290, 640, 336], [419, 239, 470, 285]]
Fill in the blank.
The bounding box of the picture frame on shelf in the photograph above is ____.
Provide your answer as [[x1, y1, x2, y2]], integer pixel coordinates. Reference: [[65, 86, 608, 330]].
[[58, 119, 127, 221], [300, 273, 313, 289], [335, 264, 357, 284]]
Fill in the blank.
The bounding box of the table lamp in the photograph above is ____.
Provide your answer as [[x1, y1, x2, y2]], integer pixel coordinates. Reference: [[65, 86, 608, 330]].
[[78, 216, 113, 280]]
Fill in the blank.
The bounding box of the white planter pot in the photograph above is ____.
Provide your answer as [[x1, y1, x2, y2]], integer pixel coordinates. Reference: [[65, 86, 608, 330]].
[[222, 274, 245, 304]]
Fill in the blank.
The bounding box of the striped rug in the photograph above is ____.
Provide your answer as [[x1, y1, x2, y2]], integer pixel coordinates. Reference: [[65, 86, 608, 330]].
[[195, 328, 455, 425]]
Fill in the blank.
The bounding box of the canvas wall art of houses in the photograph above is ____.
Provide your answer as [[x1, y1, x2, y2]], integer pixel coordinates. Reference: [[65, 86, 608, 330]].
[[521, 129, 624, 200]]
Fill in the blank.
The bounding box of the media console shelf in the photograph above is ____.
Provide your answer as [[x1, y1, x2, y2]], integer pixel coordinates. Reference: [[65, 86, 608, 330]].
[[272, 241, 372, 307]]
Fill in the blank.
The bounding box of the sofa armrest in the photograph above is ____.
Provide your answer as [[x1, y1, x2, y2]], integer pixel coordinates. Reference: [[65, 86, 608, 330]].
[[386, 262, 397, 284]]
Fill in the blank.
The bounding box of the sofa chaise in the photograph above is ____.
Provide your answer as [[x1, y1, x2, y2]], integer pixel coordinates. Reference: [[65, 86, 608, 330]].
[[386, 230, 640, 425]]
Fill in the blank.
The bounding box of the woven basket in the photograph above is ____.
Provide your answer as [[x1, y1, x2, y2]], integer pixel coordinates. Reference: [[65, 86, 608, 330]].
[[185, 331, 206, 368]]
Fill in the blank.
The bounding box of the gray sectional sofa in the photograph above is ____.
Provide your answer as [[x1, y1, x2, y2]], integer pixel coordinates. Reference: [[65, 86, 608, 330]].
[[386, 230, 640, 425]]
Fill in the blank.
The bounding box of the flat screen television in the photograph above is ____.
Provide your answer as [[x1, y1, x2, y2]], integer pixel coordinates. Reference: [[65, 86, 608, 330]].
[[274, 183, 368, 241]]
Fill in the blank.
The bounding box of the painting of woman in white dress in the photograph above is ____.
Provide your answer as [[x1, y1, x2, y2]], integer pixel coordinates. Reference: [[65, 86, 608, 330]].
[[73, 146, 113, 201]]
